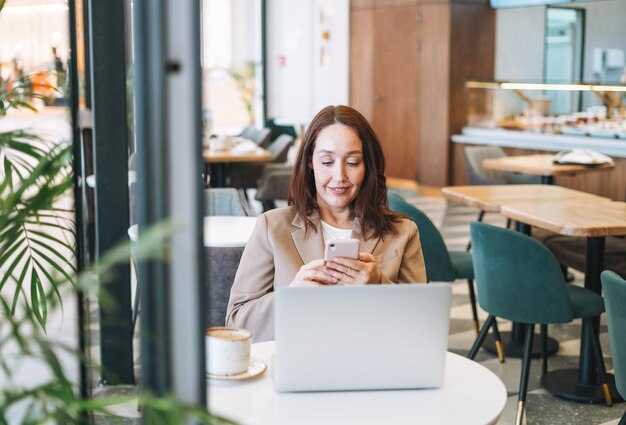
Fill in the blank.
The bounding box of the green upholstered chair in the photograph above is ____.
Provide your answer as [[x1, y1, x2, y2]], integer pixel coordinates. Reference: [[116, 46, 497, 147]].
[[468, 222, 612, 425], [601, 270, 626, 425], [387, 193, 504, 361]]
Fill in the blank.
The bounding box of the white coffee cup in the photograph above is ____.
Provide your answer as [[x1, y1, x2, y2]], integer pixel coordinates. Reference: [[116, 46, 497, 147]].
[[206, 327, 252, 376], [209, 135, 233, 152]]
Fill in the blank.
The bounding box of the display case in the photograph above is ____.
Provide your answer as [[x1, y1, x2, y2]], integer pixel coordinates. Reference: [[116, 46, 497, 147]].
[[463, 81, 626, 139]]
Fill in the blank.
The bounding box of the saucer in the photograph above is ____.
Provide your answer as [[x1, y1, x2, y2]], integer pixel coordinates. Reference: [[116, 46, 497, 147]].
[[207, 358, 267, 381]]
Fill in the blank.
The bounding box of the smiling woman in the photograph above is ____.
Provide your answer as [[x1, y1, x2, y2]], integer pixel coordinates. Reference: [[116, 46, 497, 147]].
[[225, 105, 427, 342]]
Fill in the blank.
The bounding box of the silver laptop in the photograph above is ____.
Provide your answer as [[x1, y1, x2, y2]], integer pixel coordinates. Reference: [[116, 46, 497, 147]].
[[274, 283, 452, 392]]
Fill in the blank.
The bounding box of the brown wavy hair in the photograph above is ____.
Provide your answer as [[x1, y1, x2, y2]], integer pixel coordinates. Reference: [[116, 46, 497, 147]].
[[288, 105, 402, 239]]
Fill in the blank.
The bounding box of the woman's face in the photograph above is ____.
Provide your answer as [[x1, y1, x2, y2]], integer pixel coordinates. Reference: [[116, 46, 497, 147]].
[[310, 123, 365, 214]]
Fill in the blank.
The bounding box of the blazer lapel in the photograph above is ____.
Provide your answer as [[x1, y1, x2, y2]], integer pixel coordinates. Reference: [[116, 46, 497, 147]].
[[291, 211, 325, 265], [352, 217, 381, 254]]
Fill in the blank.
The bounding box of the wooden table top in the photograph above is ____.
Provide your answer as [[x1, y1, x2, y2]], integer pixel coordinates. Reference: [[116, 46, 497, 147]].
[[483, 154, 615, 176], [441, 185, 610, 213], [500, 201, 626, 237], [203, 140, 271, 163]]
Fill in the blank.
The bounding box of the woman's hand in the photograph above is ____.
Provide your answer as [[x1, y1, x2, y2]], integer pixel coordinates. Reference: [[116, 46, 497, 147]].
[[289, 259, 339, 287], [324, 253, 382, 285]]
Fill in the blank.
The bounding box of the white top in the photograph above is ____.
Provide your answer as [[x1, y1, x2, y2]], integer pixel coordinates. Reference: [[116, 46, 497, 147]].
[[320, 220, 352, 242], [128, 216, 257, 247], [208, 341, 507, 425]]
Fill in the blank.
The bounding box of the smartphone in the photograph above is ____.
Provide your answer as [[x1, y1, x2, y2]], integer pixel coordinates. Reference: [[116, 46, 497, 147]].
[[324, 238, 360, 262]]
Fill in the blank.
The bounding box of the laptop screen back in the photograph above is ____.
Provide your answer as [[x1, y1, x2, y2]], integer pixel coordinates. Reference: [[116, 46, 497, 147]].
[[274, 284, 452, 392]]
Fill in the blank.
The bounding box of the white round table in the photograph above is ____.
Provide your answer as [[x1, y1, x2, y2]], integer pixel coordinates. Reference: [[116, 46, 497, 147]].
[[128, 216, 257, 247], [208, 341, 507, 425], [203, 216, 257, 247]]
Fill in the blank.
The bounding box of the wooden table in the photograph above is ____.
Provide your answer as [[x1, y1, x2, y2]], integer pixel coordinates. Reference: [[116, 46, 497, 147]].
[[441, 184, 610, 213], [500, 200, 626, 403], [483, 154, 615, 185], [203, 140, 271, 187], [441, 185, 612, 359], [208, 341, 507, 425]]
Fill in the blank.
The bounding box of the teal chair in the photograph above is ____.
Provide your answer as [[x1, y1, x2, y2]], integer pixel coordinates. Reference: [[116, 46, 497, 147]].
[[601, 270, 626, 425], [469, 222, 612, 425], [387, 193, 504, 361]]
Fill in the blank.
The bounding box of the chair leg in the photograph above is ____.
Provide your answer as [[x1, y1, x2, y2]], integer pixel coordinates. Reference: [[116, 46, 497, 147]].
[[466, 211, 486, 251], [586, 319, 613, 407], [618, 409, 626, 425], [467, 279, 480, 336], [541, 324, 548, 375], [516, 323, 535, 425], [491, 319, 505, 363], [468, 315, 496, 360]]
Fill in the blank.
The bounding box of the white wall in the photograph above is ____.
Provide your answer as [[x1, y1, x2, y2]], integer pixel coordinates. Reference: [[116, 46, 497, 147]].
[[495, 0, 626, 82], [266, 0, 349, 125], [582, 0, 626, 82], [495, 6, 546, 81]]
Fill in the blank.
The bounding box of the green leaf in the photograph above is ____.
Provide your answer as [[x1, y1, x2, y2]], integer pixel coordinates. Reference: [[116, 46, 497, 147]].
[[30, 269, 47, 329], [10, 256, 30, 315]]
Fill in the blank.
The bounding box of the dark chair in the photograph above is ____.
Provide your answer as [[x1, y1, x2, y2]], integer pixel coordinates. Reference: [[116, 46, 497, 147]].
[[227, 134, 295, 194], [204, 188, 250, 216], [205, 246, 244, 328], [387, 193, 504, 361], [468, 222, 612, 425], [601, 270, 626, 425], [266, 117, 297, 143], [255, 164, 293, 212], [240, 126, 272, 149], [534, 229, 626, 280]]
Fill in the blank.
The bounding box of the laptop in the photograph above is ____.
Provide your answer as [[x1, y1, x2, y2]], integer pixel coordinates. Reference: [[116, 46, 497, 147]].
[[273, 283, 452, 392]]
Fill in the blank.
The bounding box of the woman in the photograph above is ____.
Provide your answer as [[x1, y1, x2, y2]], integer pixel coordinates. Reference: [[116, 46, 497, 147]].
[[226, 105, 426, 342]]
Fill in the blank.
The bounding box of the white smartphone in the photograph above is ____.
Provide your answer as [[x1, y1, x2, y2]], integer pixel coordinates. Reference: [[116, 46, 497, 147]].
[[324, 238, 360, 262]]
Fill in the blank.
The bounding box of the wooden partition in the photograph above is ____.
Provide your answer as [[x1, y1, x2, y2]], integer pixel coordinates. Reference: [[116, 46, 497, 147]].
[[349, 0, 495, 186]]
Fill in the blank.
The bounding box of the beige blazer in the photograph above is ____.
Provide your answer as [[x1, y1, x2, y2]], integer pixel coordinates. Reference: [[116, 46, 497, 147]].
[[226, 206, 427, 342]]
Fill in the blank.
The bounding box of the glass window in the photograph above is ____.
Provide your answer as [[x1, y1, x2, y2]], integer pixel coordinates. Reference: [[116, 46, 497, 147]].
[[202, 0, 264, 133]]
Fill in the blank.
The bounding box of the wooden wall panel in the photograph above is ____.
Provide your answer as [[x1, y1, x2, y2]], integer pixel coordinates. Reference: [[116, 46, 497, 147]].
[[418, 4, 450, 186], [373, 6, 420, 180], [349, 9, 375, 122], [448, 3, 495, 184], [350, 0, 376, 9], [377, 0, 419, 7]]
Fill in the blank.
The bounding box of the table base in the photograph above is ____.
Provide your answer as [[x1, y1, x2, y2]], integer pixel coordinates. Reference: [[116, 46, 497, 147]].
[[483, 331, 559, 358], [542, 369, 623, 404]]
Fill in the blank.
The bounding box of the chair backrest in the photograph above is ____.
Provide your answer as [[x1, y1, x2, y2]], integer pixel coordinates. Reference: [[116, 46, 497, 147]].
[[464, 146, 541, 185], [470, 221, 573, 324], [268, 134, 295, 163], [387, 192, 455, 282], [601, 270, 626, 398], [204, 188, 249, 216], [241, 126, 271, 149], [255, 165, 293, 202], [464, 146, 509, 185], [267, 117, 298, 143], [205, 246, 244, 328]]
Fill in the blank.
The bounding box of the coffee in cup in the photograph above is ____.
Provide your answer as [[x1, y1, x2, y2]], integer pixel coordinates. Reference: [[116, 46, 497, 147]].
[[206, 327, 251, 376]]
